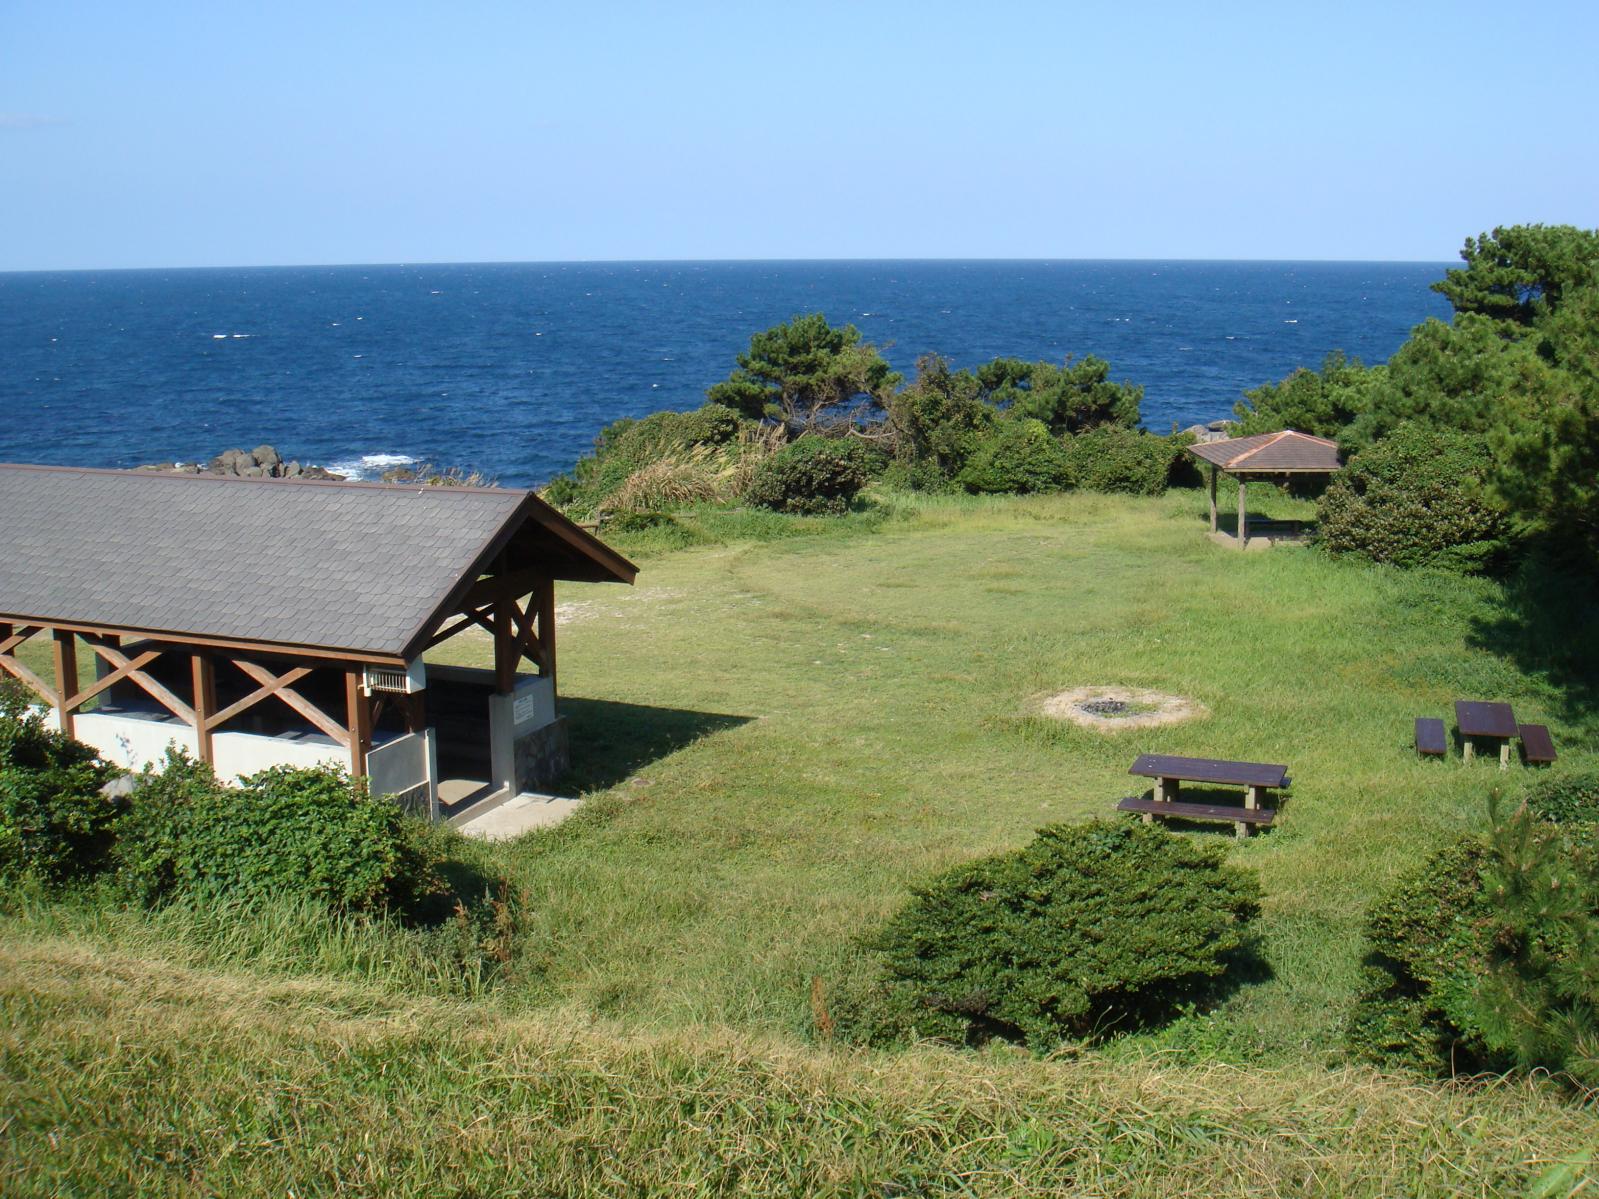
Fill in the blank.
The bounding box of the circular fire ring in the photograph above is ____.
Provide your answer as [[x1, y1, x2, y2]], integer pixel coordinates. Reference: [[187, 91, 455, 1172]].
[[1038, 686, 1207, 732]]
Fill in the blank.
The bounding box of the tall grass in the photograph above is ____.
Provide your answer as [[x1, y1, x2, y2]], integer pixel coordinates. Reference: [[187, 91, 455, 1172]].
[[3, 935, 1595, 1197]]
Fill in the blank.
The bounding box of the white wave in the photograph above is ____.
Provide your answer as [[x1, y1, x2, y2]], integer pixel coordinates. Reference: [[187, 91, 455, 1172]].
[[327, 452, 419, 480]]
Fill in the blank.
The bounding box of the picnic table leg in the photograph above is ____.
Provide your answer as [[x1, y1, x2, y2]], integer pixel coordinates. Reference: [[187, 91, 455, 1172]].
[[1499, 738, 1511, 770], [1463, 737, 1474, 764]]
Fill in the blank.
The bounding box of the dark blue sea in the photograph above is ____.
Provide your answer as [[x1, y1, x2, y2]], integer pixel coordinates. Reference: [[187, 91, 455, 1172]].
[[0, 261, 1452, 488]]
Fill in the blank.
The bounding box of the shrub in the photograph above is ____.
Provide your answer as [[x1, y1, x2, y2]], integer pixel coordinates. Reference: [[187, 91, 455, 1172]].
[[745, 436, 871, 515], [1062, 425, 1179, 495], [543, 404, 748, 516], [1345, 837, 1496, 1074], [1348, 806, 1599, 1086], [1316, 423, 1513, 572], [0, 682, 119, 886], [1521, 769, 1599, 825], [955, 419, 1072, 494], [843, 821, 1261, 1050], [115, 756, 449, 917]]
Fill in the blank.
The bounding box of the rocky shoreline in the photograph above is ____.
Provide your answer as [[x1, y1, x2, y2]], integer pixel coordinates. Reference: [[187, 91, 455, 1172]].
[[136, 445, 344, 481]]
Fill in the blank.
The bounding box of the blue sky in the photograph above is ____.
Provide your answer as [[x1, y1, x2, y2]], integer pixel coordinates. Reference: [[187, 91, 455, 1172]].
[[3, 1, 1596, 269]]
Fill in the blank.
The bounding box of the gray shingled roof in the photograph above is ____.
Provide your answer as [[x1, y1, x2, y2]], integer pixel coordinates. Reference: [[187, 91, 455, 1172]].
[[1186, 430, 1342, 473], [0, 465, 634, 660]]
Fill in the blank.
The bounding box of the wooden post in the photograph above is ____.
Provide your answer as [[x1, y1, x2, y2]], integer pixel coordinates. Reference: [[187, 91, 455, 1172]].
[[535, 577, 556, 690], [345, 668, 371, 778], [1499, 738, 1511, 770], [191, 653, 216, 765], [1236, 478, 1248, 550], [1208, 465, 1218, 533], [1463, 736, 1475, 764], [493, 597, 516, 695], [52, 630, 77, 736]]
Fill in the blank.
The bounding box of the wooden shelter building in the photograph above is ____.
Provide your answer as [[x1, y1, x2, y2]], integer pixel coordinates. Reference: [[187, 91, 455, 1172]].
[[1186, 430, 1343, 549], [0, 465, 635, 820]]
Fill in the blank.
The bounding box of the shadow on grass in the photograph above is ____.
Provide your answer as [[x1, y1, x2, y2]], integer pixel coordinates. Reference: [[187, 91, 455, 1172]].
[[1466, 553, 1599, 726], [555, 696, 754, 793]]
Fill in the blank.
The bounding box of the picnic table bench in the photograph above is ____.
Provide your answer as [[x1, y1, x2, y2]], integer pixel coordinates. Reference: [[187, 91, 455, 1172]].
[[1456, 701, 1519, 769], [1117, 754, 1289, 838]]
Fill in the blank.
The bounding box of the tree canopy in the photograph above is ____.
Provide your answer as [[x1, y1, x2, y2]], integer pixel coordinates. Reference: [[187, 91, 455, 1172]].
[[1433, 224, 1599, 327], [706, 313, 901, 429]]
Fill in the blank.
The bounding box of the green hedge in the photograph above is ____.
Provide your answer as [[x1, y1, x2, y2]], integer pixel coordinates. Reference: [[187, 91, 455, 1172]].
[[745, 436, 873, 515], [955, 419, 1072, 494], [1062, 426, 1180, 495], [0, 683, 118, 885], [840, 820, 1261, 1050], [1316, 423, 1512, 572], [114, 754, 451, 917]]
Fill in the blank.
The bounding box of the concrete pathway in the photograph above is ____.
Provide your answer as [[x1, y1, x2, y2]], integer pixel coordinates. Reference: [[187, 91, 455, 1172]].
[[456, 792, 582, 841]]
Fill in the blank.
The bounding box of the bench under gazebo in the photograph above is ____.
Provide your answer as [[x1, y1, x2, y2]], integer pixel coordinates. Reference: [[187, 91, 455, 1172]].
[[1186, 430, 1343, 549]]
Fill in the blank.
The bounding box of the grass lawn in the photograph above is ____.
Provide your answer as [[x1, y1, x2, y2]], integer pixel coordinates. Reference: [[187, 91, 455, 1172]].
[[6, 484, 1599, 1195]]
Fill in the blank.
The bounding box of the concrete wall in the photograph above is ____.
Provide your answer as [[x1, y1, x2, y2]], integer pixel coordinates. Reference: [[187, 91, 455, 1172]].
[[77, 711, 197, 772], [486, 674, 559, 793], [367, 730, 434, 817], [75, 710, 430, 792]]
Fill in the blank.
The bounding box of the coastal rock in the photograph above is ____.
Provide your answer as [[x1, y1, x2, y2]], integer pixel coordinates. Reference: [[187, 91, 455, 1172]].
[[1207, 419, 1235, 432], [140, 444, 345, 481]]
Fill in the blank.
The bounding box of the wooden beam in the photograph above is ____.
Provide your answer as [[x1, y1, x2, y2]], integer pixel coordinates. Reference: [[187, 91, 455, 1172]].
[[493, 597, 516, 695], [65, 648, 161, 711], [345, 668, 372, 777], [459, 566, 546, 611], [52, 631, 78, 736], [0, 645, 58, 709], [86, 640, 196, 726], [233, 659, 349, 747], [0, 617, 407, 667], [1237, 478, 1248, 550], [192, 653, 217, 765], [0, 624, 42, 658], [536, 577, 556, 688], [205, 664, 312, 729], [1208, 465, 1218, 534]]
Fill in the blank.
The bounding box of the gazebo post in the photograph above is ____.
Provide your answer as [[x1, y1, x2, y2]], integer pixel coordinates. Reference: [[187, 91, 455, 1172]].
[[52, 630, 78, 736], [1236, 478, 1248, 550], [1207, 465, 1218, 533]]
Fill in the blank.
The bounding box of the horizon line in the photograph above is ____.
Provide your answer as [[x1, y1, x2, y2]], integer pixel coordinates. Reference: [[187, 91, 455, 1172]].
[[0, 254, 1458, 276]]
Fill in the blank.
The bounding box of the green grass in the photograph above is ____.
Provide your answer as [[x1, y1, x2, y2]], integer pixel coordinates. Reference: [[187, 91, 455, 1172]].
[[6, 483, 1599, 1194]]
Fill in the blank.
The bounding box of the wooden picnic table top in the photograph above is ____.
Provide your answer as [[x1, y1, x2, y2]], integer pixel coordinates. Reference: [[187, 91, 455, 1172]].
[[1455, 700, 1518, 740], [1128, 754, 1288, 788]]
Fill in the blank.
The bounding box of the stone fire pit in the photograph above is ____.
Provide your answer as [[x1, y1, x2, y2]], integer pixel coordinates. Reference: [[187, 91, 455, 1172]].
[[1039, 686, 1206, 732]]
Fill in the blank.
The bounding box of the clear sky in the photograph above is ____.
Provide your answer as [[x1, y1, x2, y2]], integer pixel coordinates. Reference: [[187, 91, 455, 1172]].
[[3, 0, 1596, 270]]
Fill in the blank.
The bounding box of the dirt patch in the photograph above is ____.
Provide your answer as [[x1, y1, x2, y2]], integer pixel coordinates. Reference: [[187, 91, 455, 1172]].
[[1038, 686, 1207, 732]]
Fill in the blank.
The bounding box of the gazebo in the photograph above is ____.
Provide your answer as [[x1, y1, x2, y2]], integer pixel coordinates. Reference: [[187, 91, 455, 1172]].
[[1186, 430, 1343, 549]]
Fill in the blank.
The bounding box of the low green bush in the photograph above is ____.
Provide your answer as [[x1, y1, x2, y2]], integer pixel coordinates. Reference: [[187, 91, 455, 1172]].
[[954, 419, 1072, 494], [1316, 423, 1512, 572], [1347, 805, 1599, 1086], [1345, 836, 1495, 1074], [1520, 769, 1599, 825], [1062, 426, 1180, 495], [0, 682, 119, 886], [745, 436, 872, 515], [839, 820, 1261, 1051], [116, 753, 450, 918]]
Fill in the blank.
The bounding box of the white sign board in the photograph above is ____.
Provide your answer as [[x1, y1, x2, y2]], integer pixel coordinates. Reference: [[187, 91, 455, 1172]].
[[513, 691, 539, 726]]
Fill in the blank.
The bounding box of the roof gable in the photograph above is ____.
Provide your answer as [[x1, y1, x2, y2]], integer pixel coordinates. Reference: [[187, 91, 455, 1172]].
[[0, 465, 634, 661], [1186, 430, 1342, 473]]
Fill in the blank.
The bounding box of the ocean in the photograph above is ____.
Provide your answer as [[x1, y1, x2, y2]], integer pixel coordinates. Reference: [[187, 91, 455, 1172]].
[[0, 260, 1452, 488]]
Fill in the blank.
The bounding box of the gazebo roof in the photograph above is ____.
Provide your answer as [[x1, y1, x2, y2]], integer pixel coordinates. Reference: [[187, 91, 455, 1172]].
[[0, 464, 636, 663], [1186, 429, 1342, 474]]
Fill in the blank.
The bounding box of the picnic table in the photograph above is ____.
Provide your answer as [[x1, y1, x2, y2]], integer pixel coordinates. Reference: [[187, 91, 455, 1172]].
[[1117, 753, 1289, 838], [1455, 700, 1518, 769]]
